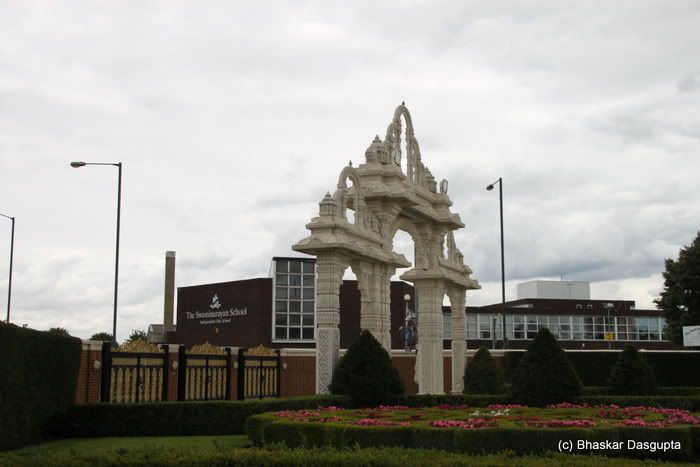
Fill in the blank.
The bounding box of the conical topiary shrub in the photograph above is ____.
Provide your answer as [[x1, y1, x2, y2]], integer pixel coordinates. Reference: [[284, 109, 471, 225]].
[[608, 345, 657, 395], [329, 330, 404, 407], [463, 347, 504, 394], [510, 328, 582, 406]]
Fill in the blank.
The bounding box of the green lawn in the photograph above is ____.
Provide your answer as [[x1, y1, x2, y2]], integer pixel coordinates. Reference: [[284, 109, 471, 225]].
[[12, 434, 249, 456]]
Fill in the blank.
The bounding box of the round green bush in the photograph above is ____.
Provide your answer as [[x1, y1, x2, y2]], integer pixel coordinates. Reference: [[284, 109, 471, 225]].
[[608, 345, 657, 395], [329, 330, 404, 407], [510, 328, 582, 406], [463, 347, 504, 394]]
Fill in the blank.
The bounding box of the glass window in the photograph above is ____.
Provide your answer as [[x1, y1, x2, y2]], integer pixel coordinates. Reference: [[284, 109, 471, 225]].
[[478, 314, 491, 339], [466, 315, 478, 339], [273, 258, 316, 341], [289, 274, 302, 287], [513, 315, 525, 339], [303, 301, 314, 313]]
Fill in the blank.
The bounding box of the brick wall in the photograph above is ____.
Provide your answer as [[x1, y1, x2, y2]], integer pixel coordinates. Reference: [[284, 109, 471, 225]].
[[74, 341, 103, 403], [280, 351, 316, 397]]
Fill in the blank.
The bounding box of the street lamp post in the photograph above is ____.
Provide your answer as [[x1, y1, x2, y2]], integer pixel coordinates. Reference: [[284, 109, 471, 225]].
[[0, 213, 15, 322], [486, 178, 507, 349], [70, 161, 122, 345]]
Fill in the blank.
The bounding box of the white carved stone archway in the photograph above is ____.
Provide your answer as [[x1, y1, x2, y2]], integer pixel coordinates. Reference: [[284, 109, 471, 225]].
[[293, 103, 480, 395]]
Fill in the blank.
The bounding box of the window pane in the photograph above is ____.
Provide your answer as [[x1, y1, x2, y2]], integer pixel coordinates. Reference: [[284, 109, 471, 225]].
[[276, 287, 287, 299], [275, 301, 287, 313], [289, 274, 302, 286], [289, 287, 301, 299], [289, 301, 301, 313], [275, 314, 287, 325], [289, 314, 301, 326], [303, 275, 314, 287], [276, 260, 288, 272], [275, 327, 287, 339], [302, 262, 315, 273], [303, 288, 315, 300], [290, 261, 301, 273], [302, 314, 314, 325], [289, 327, 301, 339], [275, 274, 288, 286], [303, 301, 314, 313], [302, 327, 314, 339]]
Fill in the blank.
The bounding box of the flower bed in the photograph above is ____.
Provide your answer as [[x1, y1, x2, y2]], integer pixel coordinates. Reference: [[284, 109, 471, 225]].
[[268, 403, 700, 430], [246, 403, 700, 460]]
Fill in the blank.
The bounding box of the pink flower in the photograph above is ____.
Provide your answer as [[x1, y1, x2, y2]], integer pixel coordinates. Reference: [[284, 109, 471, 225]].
[[486, 404, 526, 410], [354, 418, 410, 426], [430, 418, 496, 429], [526, 418, 596, 428], [436, 404, 469, 410]]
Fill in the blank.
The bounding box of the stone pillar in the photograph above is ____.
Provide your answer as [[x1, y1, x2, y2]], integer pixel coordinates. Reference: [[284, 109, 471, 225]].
[[355, 261, 383, 346], [315, 253, 348, 394], [379, 264, 395, 351], [448, 287, 466, 394], [414, 279, 445, 394], [163, 251, 176, 334]]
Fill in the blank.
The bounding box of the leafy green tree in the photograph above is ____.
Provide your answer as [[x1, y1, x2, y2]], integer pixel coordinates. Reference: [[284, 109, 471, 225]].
[[510, 328, 582, 406], [463, 347, 504, 394], [608, 345, 657, 395], [125, 329, 147, 344], [329, 330, 404, 407], [90, 332, 113, 342], [654, 231, 700, 346], [47, 327, 71, 337]]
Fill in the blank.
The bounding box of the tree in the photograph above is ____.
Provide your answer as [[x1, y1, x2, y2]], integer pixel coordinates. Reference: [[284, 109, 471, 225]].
[[608, 345, 657, 395], [655, 231, 700, 346], [90, 332, 113, 342], [47, 327, 71, 337], [510, 328, 582, 406], [463, 347, 504, 394], [329, 330, 404, 407], [125, 329, 147, 344]]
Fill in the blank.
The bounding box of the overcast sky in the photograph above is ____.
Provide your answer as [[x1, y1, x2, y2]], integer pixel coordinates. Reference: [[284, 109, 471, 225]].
[[1, 1, 699, 340]]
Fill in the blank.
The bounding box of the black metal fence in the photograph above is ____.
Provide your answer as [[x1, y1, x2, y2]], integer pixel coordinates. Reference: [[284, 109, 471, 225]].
[[237, 347, 281, 400], [99, 342, 281, 403]]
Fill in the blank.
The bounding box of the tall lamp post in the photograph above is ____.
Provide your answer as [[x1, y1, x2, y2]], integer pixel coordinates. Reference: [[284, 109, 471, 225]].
[[486, 178, 507, 349], [70, 161, 122, 345], [0, 213, 14, 323]]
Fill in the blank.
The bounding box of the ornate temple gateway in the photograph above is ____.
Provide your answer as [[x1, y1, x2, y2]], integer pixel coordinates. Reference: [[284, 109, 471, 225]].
[[293, 103, 480, 394]]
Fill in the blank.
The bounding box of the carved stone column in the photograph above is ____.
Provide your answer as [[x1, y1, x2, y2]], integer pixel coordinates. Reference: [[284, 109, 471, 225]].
[[355, 261, 383, 347], [378, 264, 395, 351], [413, 279, 445, 394], [315, 253, 349, 394], [448, 287, 467, 394]]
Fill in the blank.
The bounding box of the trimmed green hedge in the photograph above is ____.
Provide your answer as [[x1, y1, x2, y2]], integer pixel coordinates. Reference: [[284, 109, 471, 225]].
[[247, 415, 696, 460], [0, 446, 679, 467], [51, 396, 351, 438], [504, 351, 700, 387], [0, 322, 82, 451]]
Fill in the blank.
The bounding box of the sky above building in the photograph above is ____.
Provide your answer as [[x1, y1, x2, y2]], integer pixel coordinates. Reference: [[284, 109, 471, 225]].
[[1, 1, 699, 340]]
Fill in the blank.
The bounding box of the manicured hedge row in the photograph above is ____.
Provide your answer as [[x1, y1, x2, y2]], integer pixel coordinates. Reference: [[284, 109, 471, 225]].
[[51, 395, 351, 438], [0, 446, 673, 467], [402, 394, 700, 411], [503, 351, 700, 386], [247, 415, 696, 460], [0, 322, 82, 451]]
